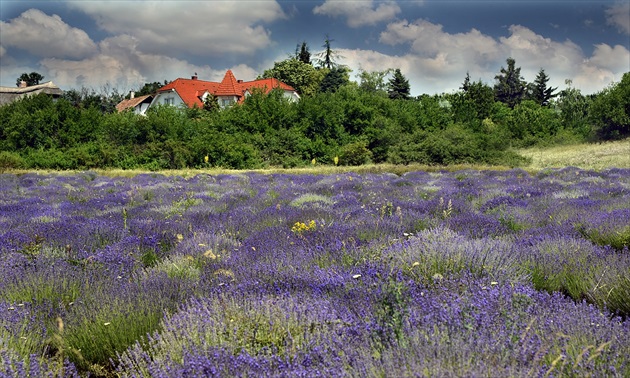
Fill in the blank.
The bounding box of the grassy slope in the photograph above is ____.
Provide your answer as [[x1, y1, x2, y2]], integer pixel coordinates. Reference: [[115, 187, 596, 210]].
[[519, 138, 630, 170]]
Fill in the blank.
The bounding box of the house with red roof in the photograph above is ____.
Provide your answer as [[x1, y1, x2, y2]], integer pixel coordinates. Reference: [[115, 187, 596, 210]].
[[149, 70, 299, 110]]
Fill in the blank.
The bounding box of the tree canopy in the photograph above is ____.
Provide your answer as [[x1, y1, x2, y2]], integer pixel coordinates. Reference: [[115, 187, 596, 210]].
[[387, 69, 411, 100], [16, 72, 45, 87], [261, 58, 324, 97], [494, 58, 526, 109], [528, 68, 558, 106]]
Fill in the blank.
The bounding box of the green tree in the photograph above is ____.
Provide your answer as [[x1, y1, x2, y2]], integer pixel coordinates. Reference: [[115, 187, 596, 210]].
[[319, 67, 350, 93], [136, 80, 170, 96], [296, 41, 311, 65], [460, 72, 472, 92], [358, 68, 392, 95], [203, 93, 220, 112], [494, 57, 526, 108], [589, 72, 630, 140], [316, 34, 342, 69], [16, 72, 45, 87], [387, 69, 411, 100], [527, 68, 557, 106], [556, 79, 591, 138], [261, 58, 324, 97]]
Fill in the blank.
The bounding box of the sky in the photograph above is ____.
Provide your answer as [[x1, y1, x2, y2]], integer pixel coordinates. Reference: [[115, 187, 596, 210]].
[[1, 1, 629, 97]]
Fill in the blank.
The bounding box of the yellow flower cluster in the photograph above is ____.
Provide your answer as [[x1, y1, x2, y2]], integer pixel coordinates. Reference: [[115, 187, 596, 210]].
[[291, 220, 317, 234]]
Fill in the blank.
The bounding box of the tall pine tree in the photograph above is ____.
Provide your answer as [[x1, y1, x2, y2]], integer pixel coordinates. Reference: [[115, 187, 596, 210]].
[[387, 69, 411, 100], [528, 68, 558, 106], [296, 41, 311, 65], [494, 58, 525, 108]]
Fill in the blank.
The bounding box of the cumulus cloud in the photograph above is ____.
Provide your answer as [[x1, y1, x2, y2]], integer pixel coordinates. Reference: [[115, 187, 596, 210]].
[[572, 43, 630, 92], [39, 34, 262, 91], [372, 18, 628, 95], [69, 1, 286, 57], [0, 9, 97, 59], [313, 0, 401, 28], [606, 2, 630, 35]]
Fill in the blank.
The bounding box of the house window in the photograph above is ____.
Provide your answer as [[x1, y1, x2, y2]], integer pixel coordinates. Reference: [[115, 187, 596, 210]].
[[165, 97, 174, 105], [221, 98, 235, 107]]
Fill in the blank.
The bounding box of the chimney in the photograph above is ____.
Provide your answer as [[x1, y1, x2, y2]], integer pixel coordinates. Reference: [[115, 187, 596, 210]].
[[130, 91, 135, 99], [19, 80, 27, 88], [192, 72, 198, 80]]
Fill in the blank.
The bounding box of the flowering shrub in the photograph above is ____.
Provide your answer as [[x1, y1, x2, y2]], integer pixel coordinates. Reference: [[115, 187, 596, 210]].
[[291, 220, 317, 234], [0, 168, 629, 376]]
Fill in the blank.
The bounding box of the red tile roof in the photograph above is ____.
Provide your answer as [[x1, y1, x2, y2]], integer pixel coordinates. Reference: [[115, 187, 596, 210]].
[[215, 70, 241, 96], [158, 78, 220, 108], [157, 71, 296, 108]]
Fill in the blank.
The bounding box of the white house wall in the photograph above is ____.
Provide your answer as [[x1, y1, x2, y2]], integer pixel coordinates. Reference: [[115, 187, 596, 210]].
[[150, 91, 185, 108]]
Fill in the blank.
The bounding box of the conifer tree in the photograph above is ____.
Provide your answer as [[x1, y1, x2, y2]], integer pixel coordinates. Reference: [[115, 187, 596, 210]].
[[317, 34, 342, 69], [387, 69, 411, 100], [494, 58, 526, 108], [528, 68, 558, 106], [297, 41, 311, 65]]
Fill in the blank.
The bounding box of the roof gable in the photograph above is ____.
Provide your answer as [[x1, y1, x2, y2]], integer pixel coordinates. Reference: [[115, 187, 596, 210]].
[[215, 70, 242, 97], [158, 78, 220, 108], [116, 94, 153, 112]]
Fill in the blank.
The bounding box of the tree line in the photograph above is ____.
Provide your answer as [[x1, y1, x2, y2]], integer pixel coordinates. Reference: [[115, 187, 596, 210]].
[[1, 50, 628, 171]]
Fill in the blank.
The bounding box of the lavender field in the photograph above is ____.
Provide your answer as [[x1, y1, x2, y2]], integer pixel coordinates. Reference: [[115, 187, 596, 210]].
[[1, 168, 629, 377]]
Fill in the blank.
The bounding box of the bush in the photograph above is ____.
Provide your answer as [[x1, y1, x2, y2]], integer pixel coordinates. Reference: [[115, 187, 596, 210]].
[[0, 151, 25, 171], [339, 140, 372, 166]]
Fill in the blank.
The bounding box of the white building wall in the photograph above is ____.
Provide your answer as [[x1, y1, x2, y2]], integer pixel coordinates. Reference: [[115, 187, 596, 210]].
[[150, 91, 186, 108]]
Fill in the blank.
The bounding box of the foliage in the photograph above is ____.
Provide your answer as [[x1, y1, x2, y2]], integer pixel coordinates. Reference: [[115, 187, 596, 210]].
[[494, 57, 526, 108], [316, 34, 342, 69], [555, 80, 592, 139], [589, 72, 630, 140], [387, 69, 411, 100], [16, 72, 45, 87], [1, 71, 628, 171], [358, 68, 392, 95], [319, 67, 350, 93], [527, 68, 558, 106], [338, 140, 373, 166], [261, 58, 324, 97], [295, 41, 311, 65]]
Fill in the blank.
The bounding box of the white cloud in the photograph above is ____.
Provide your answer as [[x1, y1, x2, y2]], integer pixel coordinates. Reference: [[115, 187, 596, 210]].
[[313, 0, 401, 28], [606, 2, 630, 35], [572, 43, 630, 92], [349, 19, 629, 95], [69, 1, 286, 57], [498, 25, 584, 79], [40, 34, 256, 91], [0, 9, 97, 59]]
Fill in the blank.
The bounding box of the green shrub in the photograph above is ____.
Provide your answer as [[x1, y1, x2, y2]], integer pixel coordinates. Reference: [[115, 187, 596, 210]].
[[339, 140, 373, 166], [0, 151, 25, 171]]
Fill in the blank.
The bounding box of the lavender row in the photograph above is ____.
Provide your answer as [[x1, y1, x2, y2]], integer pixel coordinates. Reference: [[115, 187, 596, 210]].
[[1, 167, 629, 376]]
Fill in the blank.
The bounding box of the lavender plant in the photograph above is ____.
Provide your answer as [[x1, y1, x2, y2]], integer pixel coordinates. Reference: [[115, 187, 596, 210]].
[[1, 168, 629, 376]]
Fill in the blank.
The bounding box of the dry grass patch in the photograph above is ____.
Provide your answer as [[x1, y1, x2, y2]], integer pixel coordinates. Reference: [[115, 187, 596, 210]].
[[520, 138, 630, 170]]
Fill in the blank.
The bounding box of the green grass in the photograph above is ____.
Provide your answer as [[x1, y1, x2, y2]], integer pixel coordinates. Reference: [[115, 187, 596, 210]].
[[519, 138, 630, 170]]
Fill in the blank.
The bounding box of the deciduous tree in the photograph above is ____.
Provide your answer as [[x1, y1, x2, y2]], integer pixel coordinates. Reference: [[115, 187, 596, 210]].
[[261, 58, 324, 97], [16, 72, 44, 86]]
